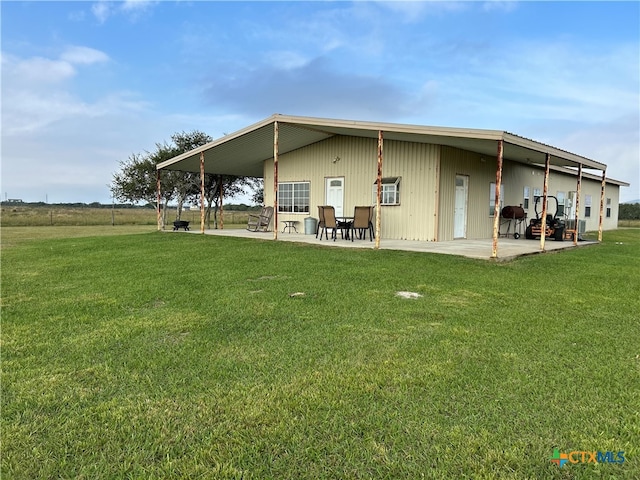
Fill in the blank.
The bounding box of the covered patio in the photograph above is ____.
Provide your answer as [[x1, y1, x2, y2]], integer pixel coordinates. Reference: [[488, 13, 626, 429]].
[[178, 228, 597, 261], [157, 114, 609, 259]]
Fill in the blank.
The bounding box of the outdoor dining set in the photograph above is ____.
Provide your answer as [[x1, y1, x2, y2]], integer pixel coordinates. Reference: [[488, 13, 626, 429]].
[[316, 205, 375, 241]]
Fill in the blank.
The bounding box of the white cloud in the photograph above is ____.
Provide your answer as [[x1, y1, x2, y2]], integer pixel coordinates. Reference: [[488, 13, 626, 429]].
[[1, 48, 143, 135], [91, 0, 157, 23], [60, 46, 109, 65], [482, 1, 518, 13], [91, 1, 111, 23], [121, 0, 157, 13]]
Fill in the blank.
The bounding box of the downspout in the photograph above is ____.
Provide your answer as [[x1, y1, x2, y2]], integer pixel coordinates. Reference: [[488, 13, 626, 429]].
[[491, 139, 504, 259], [540, 153, 550, 251], [199, 152, 206, 233], [574, 163, 582, 246], [273, 121, 279, 240], [375, 130, 383, 249], [156, 169, 162, 231], [598, 169, 606, 242]]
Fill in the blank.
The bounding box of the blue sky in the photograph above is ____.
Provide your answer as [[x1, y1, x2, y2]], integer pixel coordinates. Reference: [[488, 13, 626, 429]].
[[2, 1, 639, 204]]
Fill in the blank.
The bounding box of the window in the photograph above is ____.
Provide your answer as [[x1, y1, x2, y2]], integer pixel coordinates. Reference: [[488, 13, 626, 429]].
[[585, 194, 592, 218], [606, 197, 611, 218], [557, 191, 565, 217], [533, 188, 542, 204], [278, 182, 310, 213], [523, 186, 530, 210], [373, 177, 400, 205], [489, 182, 504, 216]]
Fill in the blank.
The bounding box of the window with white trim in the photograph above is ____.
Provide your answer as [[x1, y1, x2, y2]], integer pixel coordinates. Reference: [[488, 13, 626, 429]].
[[606, 198, 611, 218], [278, 182, 310, 213], [523, 186, 530, 210], [585, 194, 592, 218], [372, 177, 400, 205], [489, 182, 504, 216], [533, 188, 542, 203]]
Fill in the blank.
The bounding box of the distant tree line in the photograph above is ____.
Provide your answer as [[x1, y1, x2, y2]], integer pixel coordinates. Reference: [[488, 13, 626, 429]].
[[619, 203, 640, 220]]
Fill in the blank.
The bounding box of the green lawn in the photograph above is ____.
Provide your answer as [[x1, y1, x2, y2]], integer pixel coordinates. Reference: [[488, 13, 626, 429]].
[[2, 228, 639, 479]]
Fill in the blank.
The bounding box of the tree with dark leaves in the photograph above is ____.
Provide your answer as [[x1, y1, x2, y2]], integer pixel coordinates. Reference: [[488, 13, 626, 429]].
[[111, 130, 260, 229]]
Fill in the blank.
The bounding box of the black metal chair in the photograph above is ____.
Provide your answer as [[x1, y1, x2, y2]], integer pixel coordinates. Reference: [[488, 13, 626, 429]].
[[318, 206, 350, 241]]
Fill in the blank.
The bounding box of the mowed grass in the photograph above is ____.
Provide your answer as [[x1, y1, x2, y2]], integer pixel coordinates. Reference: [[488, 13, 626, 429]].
[[2, 228, 639, 479]]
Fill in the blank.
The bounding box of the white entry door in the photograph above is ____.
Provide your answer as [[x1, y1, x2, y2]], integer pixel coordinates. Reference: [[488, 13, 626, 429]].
[[325, 177, 344, 217], [454, 175, 468, 239]]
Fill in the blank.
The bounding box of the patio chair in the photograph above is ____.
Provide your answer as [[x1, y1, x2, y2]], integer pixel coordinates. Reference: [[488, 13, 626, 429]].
[[351, 206, 374, 241], [247, 206, 274, 232], [318, 206, 349, 241], [316, 205, 326, 238]]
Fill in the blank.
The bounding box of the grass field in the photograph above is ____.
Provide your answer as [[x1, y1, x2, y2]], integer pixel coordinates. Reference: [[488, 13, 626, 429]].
[[2, 227, 639, 479]]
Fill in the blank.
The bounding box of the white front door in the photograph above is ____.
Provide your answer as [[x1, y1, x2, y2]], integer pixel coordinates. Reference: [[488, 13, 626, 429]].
[[325, 177, 344, 217], [454, 175, 468, 239]]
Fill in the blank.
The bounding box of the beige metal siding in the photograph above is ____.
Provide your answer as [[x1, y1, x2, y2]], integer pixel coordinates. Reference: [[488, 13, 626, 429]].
[[264, 135, 439, 240], [439, 146, 498, 241], [502, 162, 621, 232], [264, 138, 620, 240]]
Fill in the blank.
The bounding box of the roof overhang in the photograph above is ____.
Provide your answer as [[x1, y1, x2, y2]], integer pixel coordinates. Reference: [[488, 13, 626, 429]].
[[157, 113, 608, 176]]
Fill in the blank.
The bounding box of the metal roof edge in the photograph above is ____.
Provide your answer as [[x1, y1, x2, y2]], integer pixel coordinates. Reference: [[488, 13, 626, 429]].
[[548, 164, 630, 186], [157, 114, 280, 170], [503, 132, 606, 171], [157, 114, 612, 175], [273, 113, 505, 140]]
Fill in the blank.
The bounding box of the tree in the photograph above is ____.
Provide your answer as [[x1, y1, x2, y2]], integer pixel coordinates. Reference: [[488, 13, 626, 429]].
[[111, 153, 173, 226], [198, 175, 262, 228], [110, 130, 262, 228], [619, 203, 640, 220]]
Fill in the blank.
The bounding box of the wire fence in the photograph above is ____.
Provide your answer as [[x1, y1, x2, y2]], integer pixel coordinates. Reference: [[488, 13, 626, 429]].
[[1, 206, 253, 227]]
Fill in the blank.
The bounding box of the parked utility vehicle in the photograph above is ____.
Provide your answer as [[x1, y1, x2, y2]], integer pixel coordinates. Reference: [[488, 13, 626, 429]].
[[525, 196, 565, 241]]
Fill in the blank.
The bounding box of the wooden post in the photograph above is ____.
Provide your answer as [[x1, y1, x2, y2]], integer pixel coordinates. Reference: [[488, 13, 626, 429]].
[[219, 176, 224, 230], [598, 169, 606, 242], [273, 121, 279, 240], [574, 163, 582, 246], [540, 153, 550, 251], [433, 147, 440, 242], [156, 169, 162, 231], [375, 130, 383, 249], [200, 152, 205, 233], [491, 140, 504, 259]]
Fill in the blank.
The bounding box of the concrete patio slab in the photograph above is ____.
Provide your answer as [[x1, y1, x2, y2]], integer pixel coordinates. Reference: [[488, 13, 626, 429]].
[[175, 227, 598, 261]]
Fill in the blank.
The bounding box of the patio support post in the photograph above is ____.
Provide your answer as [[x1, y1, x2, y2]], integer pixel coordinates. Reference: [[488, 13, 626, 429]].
[[156, 169, 162, 231], [540, 153, 551, 251], [200, 152, 205, 233], [491, 139, 504, 259], [574, 163, 582, 246], [433, 147, 440, 242], [375, 130, 383, 249], [219, 176, 224, 230], [598, 169, 606, 242], [273, 121, 279, 240]]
